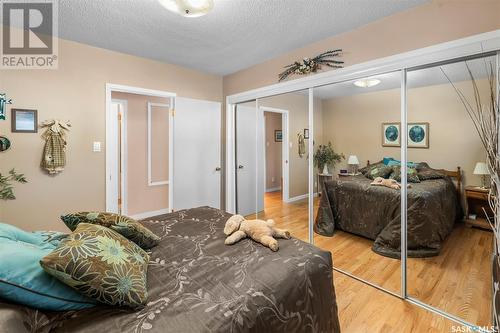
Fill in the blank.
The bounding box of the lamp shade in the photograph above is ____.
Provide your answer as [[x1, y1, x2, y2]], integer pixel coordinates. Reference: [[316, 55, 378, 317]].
[[473, 162, 489, 175], [348, 155, 360, 165]]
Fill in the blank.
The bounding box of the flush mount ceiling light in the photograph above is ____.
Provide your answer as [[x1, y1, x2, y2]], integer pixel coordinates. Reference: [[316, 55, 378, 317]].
[[158, 0, 214, 17], [353, 78, 381, 88]]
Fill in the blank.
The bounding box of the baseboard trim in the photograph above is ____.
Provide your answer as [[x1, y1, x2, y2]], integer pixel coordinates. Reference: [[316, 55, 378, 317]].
[[285, 192, 319, 203], [266, 187, 282, 193], [130, 208, 171, 220]]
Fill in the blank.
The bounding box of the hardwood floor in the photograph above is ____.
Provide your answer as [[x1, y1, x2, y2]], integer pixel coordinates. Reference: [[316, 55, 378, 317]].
[[252, 191, 493, 332]]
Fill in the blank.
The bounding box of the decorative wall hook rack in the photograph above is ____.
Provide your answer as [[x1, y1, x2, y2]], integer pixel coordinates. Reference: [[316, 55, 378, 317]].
[[40, 119, 71, 134]]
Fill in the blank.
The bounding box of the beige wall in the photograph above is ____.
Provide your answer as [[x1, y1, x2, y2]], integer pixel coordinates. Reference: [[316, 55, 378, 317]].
[[264, 112, 282, 191], [0, 37, 222, 232], [111, 92, 170, 216], [223, 0, 500, 96], [1, 0, 497, 228], [321, 80, 487, 187]]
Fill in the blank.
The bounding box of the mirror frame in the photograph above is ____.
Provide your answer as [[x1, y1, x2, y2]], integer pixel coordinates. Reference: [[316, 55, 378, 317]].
[[225, 30, 500, 331]]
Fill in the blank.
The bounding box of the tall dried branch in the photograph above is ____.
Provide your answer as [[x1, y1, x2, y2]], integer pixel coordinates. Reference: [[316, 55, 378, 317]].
[[442, 60, 499, 328]]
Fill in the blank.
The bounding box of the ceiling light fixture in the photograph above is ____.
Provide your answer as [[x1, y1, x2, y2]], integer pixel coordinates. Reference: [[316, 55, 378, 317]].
[[158, 0, 214, 18], [353, 78, 381, 88]]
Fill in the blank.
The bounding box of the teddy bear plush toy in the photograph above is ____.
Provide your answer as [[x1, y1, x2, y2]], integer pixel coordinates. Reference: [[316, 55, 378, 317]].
[[223, 214, 291, 251], [370, 176, 401, 189], [370, 176, 411, 189]]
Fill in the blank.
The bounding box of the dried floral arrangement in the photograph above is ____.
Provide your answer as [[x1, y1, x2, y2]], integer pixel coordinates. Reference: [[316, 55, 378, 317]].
[[442, 61, 499, 327], [278, 49, 344, 82]]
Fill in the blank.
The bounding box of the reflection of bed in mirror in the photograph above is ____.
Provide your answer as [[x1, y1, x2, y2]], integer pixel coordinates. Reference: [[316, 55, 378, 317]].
[[314, 160, 463, 258]]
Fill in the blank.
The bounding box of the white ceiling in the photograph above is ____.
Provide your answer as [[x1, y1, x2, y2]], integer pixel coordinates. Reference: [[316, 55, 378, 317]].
[[58, 0, 428, 76]]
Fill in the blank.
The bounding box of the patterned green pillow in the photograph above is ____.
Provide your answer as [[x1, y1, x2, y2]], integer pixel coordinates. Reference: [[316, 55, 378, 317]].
[[360, 161, 383, 175], [365, 165, 393, 180], [390, 165, 421, 183], [40, 223, 149, 308], [61, 212, 160, 249]]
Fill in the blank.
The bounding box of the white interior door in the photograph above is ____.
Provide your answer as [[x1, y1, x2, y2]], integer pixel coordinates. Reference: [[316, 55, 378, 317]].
[[236, 104, 260, 216], [174, 97, 221, 210]]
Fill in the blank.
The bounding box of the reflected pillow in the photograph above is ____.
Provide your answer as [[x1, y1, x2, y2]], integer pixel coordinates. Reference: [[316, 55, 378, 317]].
[[383, 157, 395, 165], [61, 212, 160, 249], [385, 158, 419, 168], [417, 167, 445, 181], [0, 223, 96, 311], [389, 165, 421, 183], [365, 165, 393, 180], [360, 161, 383, 175], [40, 223, 150, 308]]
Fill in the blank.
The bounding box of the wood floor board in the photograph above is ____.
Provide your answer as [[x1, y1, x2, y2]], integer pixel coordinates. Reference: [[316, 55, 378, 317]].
[[252, 191, 493, 331]]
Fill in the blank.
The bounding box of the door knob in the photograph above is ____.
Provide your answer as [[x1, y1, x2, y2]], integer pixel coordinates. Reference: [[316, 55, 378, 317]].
[[215, 167, 221, 171], [238, 165, 244, 169]]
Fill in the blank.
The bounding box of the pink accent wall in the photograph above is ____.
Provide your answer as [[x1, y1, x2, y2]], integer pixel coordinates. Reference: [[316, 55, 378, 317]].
[[111, 92, 171, 216]]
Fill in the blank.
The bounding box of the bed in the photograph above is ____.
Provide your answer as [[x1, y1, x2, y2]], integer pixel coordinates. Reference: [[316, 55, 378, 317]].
[[0, 207, 340, 333], [315, 163, 463, 258]]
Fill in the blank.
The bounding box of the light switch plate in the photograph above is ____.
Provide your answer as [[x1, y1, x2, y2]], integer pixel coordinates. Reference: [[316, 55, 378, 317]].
[[93, 141, 101, 152]]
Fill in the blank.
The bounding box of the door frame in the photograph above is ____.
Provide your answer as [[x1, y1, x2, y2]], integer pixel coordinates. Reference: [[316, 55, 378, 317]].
[[111, 98, 128, 215], [105, 83, 176, 214], [260, 106, 290, 202]]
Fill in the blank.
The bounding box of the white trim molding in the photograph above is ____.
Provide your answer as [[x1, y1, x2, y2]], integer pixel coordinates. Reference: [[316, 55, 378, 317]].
[[285, 192, 319, 203], [147, 102, 172, 187], [111, 98, 128, 215], [129, 208, 171, 220]]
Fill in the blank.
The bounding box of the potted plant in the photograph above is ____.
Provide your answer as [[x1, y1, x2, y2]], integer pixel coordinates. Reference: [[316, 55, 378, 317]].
[[313, 142, 344, 175], [0, 169, 27, 200]]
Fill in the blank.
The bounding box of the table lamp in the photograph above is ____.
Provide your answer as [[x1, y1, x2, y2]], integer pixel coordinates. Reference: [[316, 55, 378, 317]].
[[348, 155, 360, 175], [473, 162, 489, 189]]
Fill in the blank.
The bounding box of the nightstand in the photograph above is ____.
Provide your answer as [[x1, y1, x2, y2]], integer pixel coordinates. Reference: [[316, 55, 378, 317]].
[[465, 186, 493, 231]]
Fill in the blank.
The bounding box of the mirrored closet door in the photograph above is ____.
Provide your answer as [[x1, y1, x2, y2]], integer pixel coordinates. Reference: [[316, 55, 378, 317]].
[[235, 100, 259, 217], [406, 54, 497, 327], [312, 72, 403, 295], [256, 90, 311, 243]]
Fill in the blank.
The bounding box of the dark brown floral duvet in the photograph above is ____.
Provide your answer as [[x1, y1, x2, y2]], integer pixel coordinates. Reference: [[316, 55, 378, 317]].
[[0, 207, 340, 333], [315, 175, 462, 258]]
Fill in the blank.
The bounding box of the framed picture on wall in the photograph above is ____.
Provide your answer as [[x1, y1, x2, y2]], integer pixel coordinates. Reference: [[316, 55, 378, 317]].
[[274, 130, 282, 142], [381, 122, 400, 147], [408, 122, 429, 148], [11, 109, 38, 133]]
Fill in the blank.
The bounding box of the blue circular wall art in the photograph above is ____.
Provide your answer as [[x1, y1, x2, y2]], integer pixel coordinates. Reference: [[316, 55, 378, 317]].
[[409, 125, 425, 143], [385, 125, 399, 142]]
